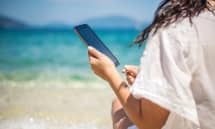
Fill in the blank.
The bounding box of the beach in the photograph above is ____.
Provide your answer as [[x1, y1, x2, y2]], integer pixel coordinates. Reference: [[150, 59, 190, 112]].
[[0, 29, 144, 129], [0, 82, 114, 129]]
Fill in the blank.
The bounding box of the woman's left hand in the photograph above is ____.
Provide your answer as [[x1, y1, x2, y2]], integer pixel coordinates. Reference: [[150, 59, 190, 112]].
[[88, 46, 117, 81]]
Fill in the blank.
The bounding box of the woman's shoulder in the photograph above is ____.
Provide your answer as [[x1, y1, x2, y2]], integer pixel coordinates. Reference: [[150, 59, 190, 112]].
[[145, 16, 199, 58], [149, 16, 199, 47], [197, 10, 215, 21], [162, 18, 195, 37], [146, 11, 215, 52], [162, 11, 215, 36], [147, 18, 196, 45]]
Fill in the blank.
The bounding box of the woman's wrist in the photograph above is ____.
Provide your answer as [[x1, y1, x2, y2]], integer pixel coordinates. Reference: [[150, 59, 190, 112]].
[[107, 69, 124, 90]]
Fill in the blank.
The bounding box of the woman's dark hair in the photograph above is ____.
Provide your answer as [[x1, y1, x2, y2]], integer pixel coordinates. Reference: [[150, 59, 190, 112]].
[[134, 0, 215, 46]]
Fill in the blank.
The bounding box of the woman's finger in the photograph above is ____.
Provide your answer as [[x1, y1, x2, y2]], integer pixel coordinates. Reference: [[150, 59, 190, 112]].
[[127, 75, 134, 80], [88, 46, 102, 59], [124, 65, 138, 74], [126, 75, 135, 85], [126, 71, 135, 77], [127, 78, 134, 85], [89, 56, 98, 65], [122, 68, 126, 73], [124, 65, 137, 69]]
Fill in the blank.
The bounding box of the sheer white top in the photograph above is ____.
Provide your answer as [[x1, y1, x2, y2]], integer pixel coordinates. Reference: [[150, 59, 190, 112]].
[[129, 11, 215, 129]]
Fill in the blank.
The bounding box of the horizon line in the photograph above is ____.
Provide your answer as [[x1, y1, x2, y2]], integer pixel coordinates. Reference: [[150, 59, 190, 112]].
[[0, 13, 152, 26]]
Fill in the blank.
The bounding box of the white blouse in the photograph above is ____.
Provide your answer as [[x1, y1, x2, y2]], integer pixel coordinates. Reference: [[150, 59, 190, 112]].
[[129, 11, 215, 129]]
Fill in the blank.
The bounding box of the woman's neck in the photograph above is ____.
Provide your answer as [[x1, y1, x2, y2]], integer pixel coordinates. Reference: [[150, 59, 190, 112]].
[[209, 0, 215, 7]]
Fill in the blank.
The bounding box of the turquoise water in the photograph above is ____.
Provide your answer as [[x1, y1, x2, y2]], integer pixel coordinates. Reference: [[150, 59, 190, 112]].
[[0, 29, 145, 85], [0, 28, 145, 129]]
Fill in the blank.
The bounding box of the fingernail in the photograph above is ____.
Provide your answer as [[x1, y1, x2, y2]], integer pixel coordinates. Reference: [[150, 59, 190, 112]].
[[88, 46, 93, 50], [122, 69, 126, 73]]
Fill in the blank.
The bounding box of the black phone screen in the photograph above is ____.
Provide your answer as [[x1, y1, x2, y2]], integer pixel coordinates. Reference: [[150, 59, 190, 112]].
[[74, 24, 120, 67]]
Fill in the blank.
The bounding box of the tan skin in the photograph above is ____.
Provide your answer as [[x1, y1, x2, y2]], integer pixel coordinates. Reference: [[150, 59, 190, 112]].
[[88, 46, 169, 129], [210, 0, 215, 6], [112, 65, 138, 129]]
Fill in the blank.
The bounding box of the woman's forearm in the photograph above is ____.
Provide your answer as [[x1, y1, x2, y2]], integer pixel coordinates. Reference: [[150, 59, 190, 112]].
[[107, 70, 169, 129], [107, 70, 144, 128]]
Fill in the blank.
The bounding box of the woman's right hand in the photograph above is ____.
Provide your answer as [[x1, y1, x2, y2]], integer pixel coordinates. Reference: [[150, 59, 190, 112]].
[[122, 65, 139, 85]]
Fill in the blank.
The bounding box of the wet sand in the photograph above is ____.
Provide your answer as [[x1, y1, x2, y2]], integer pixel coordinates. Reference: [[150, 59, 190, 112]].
[[0, 84, 115, 129]]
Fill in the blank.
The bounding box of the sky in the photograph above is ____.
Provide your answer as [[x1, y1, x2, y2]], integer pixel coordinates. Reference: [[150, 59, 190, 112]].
[[0, 0, 160, 25]]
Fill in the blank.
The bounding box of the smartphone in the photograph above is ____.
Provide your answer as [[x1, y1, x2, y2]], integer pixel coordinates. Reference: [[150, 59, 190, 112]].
[[73, 24, 120, 67]]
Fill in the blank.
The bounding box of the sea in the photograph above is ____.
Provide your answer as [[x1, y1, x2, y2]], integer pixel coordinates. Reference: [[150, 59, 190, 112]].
[[0, 28, 145, 129], [0, 28, 145, 87]]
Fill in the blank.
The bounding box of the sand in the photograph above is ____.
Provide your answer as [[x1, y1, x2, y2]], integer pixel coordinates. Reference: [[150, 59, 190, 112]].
[[0, 84, 115, 129]]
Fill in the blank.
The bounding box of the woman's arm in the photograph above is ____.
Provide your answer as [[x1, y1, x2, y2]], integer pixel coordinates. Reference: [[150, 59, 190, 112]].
[[88, 46, 169, 129], [108, 71, 169, 129]]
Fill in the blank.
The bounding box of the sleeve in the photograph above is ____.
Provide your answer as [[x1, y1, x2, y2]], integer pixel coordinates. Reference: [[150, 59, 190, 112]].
[[129, 27, 200, 129]]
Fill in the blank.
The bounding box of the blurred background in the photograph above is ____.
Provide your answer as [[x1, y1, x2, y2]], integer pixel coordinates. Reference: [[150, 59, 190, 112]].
[[0, 0, 160, 129]]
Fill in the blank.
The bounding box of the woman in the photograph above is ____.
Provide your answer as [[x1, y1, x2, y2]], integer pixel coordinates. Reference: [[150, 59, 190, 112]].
[[88, 0, 215, 129]]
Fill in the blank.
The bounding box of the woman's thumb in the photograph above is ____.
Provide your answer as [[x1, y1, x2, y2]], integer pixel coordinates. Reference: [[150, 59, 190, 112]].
[[124, 65, 138, 75], [88, 46, 102, 58]]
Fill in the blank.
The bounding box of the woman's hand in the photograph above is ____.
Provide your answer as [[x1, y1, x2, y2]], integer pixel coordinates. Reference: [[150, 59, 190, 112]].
[[122, 65, 138, 85], [88, 46, 117, 81]]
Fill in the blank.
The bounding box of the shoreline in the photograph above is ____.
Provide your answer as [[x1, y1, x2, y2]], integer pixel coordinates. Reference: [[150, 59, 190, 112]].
[[0, 84, 115, 129]]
